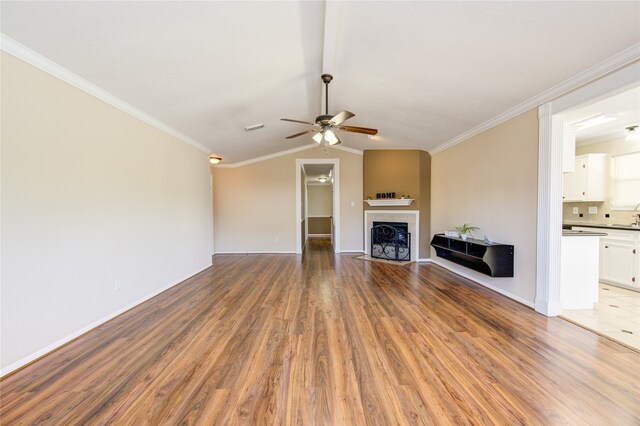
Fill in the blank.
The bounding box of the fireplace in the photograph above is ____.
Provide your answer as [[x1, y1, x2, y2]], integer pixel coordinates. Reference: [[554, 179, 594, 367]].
[[370, 221, 411, 261]]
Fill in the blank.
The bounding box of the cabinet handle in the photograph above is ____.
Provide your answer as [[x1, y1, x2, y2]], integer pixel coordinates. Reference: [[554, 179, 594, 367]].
[[634, 249, 637, 254], [633, 277, 636, 283], [582, 191, 585, 195], [605, 246, 609, 248], [582, 164, 586, 168]]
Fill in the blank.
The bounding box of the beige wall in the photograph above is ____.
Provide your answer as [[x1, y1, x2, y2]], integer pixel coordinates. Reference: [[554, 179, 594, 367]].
[[307, 184, 332, 216], [563, 136, 640, 225], [212, 147, 363, 252], [431, 109, 539, 304], [1, 53, 213, 372]]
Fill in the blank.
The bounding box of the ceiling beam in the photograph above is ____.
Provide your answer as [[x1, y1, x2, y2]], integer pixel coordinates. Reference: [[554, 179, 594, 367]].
[[320, 0, 343, 113]]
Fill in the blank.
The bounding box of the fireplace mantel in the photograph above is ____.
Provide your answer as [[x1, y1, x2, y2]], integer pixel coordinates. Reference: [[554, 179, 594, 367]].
[[364, 199, 414, 207]]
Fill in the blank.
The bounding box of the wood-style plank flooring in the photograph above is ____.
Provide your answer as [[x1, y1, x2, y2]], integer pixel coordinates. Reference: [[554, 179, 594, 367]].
[[1, 238, 639, 424]]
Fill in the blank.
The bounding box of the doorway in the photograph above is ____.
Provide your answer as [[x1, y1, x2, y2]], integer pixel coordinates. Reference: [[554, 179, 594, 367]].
[[536, 61, 639, 318], [558, 85, 640, 349], [295, 159, 340, 254]]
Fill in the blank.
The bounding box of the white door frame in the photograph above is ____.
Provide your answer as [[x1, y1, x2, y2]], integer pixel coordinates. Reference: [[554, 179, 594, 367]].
[[296, 158, 340, 254], [535, 61, 640, 316]]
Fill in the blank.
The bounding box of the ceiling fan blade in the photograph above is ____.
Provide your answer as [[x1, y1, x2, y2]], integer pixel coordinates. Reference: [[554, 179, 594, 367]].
[[286, 129, 316, 139], [336, 125, 378, 136], [281, 118, 315, 125], [329, 110, 355, 126]]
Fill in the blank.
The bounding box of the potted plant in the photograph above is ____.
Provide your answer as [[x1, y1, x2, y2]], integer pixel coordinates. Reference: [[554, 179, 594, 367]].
[[455, 223, 479, 241]]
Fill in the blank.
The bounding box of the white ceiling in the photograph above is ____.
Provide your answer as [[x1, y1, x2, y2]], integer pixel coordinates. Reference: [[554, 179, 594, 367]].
[[564, 85, 640, 146], [303, 163, 333, 183], [2, 1, 639, 163]]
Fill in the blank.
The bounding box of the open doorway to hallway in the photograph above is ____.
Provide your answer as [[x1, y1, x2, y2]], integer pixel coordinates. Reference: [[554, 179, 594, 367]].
[[303, 163, 334, 251], [296, 159, 340, 254]]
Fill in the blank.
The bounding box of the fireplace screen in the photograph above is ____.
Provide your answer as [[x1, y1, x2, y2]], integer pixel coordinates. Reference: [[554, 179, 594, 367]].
[[370, 222, 411, 261]]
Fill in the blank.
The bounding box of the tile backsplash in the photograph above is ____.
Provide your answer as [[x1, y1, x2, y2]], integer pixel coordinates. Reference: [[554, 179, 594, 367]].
[[563, 201, 637, 226]]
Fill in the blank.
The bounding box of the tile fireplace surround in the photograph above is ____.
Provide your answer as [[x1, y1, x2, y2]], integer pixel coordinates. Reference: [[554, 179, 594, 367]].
[[364, 210, 419, 262]]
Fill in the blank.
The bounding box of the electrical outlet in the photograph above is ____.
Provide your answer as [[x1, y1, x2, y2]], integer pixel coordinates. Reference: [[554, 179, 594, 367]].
[[114, 279, 121, 291], [572, 207, 579, 214], [275, 237, 279, 243], [351, 201, 355, 207], [588, 206, 598, 214]]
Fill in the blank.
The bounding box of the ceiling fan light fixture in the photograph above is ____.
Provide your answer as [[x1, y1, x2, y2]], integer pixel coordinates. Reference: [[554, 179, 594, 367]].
[[281, 74, 378, 144], [209, 155, 222, 165], [626, 125, 639, 141], [324, 128, 338, 144], [318, 177, 328, 183]]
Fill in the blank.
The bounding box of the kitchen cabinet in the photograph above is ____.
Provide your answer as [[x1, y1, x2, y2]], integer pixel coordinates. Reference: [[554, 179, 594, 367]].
[[561, 233, 602, 309], [600, 240, 637, 287], [573, 226, 639, 290], [562, 153, 607, 202]]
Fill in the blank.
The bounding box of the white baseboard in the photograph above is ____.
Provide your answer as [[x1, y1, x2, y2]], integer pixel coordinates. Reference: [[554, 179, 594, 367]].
[[417, 258, 432, 262], [307, 234, 331, 237], [427, 258, 534, 308], [214, 251, 297, 255], [340, 249, 364, 253], [0, 263, 212, 378]]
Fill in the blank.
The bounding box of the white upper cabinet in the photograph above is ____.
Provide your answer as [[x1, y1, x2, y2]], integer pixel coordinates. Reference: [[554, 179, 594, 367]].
[[562, 153, 607, 202]]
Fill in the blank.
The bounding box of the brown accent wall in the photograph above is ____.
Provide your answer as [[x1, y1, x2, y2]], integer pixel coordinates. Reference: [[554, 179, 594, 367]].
[[364, 150, 422, 210], [419, 151, 431, 259], [308, 217, 331, 234], [363, 150, 431, 258]]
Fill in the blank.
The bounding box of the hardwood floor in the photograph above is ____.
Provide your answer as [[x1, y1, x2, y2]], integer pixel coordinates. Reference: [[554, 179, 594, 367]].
[[2, 237, 639, 425]]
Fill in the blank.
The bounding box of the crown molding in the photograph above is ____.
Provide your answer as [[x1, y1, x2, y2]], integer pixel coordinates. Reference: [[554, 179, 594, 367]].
[[1, 33, 211, 154], [332, 144, 363, 155], [217, 143, 362, 168], [429, 43, 640, 156], [216, 144, 318, 168]]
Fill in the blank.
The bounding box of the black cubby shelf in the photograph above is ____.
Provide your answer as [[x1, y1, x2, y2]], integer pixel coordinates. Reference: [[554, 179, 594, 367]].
[[430, 234, 514, 277]]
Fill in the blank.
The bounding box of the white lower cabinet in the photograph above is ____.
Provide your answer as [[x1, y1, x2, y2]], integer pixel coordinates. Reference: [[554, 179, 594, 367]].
[[600, 240, 637, 287], [573, 227, 639, 290]]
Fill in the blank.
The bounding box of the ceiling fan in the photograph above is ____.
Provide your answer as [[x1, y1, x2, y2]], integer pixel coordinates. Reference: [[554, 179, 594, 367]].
[[281, 74, 378, 146]]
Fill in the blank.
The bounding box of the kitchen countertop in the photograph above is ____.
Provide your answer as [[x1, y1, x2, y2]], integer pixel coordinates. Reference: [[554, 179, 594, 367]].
[[562, 230, 608, 237], [563, 222, 640, 232]]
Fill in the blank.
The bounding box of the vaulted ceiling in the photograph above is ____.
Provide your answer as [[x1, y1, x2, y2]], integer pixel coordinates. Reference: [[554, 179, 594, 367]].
[[2, 1, 639, 163]]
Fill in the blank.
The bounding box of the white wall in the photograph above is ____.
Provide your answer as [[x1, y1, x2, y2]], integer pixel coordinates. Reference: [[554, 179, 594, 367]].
[[0, 52, 213, 373], [431, 109, 539, 305], [213, 147, 363, 253]]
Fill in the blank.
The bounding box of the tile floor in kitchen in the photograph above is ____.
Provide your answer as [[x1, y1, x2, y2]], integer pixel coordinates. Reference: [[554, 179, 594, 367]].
[[562, 283, 640, 350]]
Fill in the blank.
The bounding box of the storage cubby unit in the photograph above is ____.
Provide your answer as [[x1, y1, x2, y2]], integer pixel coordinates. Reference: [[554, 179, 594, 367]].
[[430, 234, 514, 277]]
